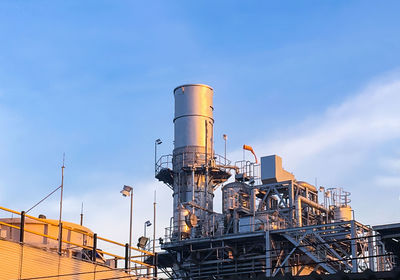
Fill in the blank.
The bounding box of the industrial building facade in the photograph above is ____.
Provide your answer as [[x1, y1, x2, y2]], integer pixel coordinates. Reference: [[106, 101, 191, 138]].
[[155, 84, 399, 279]]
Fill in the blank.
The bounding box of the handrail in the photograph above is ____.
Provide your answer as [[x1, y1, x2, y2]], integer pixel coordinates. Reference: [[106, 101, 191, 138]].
[[0, 206, 153, 255], [97, 235, 124, 246], [0, 220, 20, 230], [0, 205, 21, 215], [60, 239, 93, 251], [24, 213, 93, 235], [0, 205, 157, 273], [24, 228, 59, 242], [97, 235, 154, 256]]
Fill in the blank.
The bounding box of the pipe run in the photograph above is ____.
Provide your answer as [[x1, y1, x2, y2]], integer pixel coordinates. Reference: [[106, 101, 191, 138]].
[[296, 196, 328, 227]]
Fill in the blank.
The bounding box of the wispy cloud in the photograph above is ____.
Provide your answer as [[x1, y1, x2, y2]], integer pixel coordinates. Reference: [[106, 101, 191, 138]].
[[63, 73, 400, 239], [9, 73, 400, 245], [230, 73, 400, 225], [26, 176, 172, 248]]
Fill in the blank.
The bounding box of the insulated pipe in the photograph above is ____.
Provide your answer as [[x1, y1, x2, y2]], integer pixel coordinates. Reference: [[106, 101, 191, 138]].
[[300, 196, 327, 212], [216, 164, 240, 174], [296, 197, 302, 227], [297, 181, 317, 193], [296, 196, 328, 227], [250, 189, 257, 215]]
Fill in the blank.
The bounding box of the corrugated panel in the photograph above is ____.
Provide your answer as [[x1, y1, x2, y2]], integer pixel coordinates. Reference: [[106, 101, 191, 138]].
[[0, 240, 135, 280]]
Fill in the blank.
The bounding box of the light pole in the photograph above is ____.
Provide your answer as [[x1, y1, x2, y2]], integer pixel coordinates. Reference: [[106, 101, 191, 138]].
[[154, 139, 162, 174], [223, 134, 227, 165], [120, 185, 133, 271]]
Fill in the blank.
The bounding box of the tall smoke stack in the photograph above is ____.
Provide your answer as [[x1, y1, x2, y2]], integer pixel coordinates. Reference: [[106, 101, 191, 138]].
[[156, 84, 230, 240]]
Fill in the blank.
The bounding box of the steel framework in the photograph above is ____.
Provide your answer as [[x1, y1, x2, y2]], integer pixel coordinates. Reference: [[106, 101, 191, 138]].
[[155, 85, 397, 279]]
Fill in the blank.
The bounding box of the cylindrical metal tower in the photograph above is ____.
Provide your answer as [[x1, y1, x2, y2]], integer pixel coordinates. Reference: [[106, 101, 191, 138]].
[[169, 84, 228, 239], [172, 84, 215, 239], [155, 84, 230, 240], [173, 84, 214, 151]]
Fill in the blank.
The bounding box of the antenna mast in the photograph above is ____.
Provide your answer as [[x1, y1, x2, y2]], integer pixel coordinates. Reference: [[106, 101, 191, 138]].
[[59, 153, 65, 225], [80, 202, 84, 226], [57, 153, 65, 255]]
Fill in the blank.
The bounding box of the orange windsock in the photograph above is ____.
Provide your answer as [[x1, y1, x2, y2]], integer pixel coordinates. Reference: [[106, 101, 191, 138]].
[[243, 144, 258, 163]]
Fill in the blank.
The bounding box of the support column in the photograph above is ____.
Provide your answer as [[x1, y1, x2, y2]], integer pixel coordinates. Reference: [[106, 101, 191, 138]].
[[265, 231, 271, 277], [350, 220, 358, 273], [368, 231, 375, 271]]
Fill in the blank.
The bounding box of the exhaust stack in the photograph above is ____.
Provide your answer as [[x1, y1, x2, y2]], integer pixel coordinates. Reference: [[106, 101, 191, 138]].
[[156, 84, 231, 240]]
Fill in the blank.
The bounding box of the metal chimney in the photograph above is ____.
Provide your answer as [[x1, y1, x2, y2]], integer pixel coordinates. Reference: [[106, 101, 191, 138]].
[[156, 84, 231, 240]]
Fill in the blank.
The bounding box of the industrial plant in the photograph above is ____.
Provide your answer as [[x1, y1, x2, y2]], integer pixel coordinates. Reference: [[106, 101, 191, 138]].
[[155, 84, 400, 279], [0, 84, 398, 280]]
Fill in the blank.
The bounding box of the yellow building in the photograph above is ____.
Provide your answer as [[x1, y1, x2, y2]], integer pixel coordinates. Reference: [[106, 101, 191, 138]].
[[0, 207, 155, 280]]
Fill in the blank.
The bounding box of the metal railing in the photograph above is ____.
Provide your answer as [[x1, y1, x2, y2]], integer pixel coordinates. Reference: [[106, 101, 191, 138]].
[[156, 152, 232, 174], [155, 154, 173, 175], [234, 160, 261, 183], [162, 215, 298, 243], [0, 205, 157, 278]]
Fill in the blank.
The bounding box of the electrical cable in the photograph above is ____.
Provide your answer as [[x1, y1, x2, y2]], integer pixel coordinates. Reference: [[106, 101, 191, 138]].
[[26, 185, 62, 214]]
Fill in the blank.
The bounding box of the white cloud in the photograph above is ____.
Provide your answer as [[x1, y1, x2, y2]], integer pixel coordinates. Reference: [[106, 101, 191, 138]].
[[229, 73, 400, 225], [374, 175, 400, 189], [257, 77, 400, 163], [6, 73, 399, 250], [10, 171, 173, 254], [68, 73, 400, 240]]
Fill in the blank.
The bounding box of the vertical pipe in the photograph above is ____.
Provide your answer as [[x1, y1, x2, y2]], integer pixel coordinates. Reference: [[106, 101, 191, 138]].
[[192, 168, 195, 203], [129, 191, 133, 269], [250, 189, 256, 215], [92, 233, 97, 262], [265, 231, 271, 277], [233, 210, 238, 233], [58, 159, 65, 255], [124, 243, 129, 272], [289, 182, 294, 226], [80, 202, 84, 226], [224, 134, 227, 165], [205, 120, 208, 203], [177, 173, 181, 241], [153, 253, 158, 278], [153, 190, 156, 254], [59, 161, 64, 226], [350, 220, 358, 272], [58, 222, 63, 255], [296, 197, 302, 227], [368, 232, 375, 271], [19, 211, 25, 243]]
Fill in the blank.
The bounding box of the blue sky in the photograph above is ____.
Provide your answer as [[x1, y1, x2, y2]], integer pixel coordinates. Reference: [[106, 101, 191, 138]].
[[0, 1, 399, 244]]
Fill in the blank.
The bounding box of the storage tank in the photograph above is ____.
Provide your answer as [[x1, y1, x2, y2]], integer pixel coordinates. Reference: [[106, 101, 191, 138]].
[[333, 205, 352, 221], [0, 217, 93, 251]]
